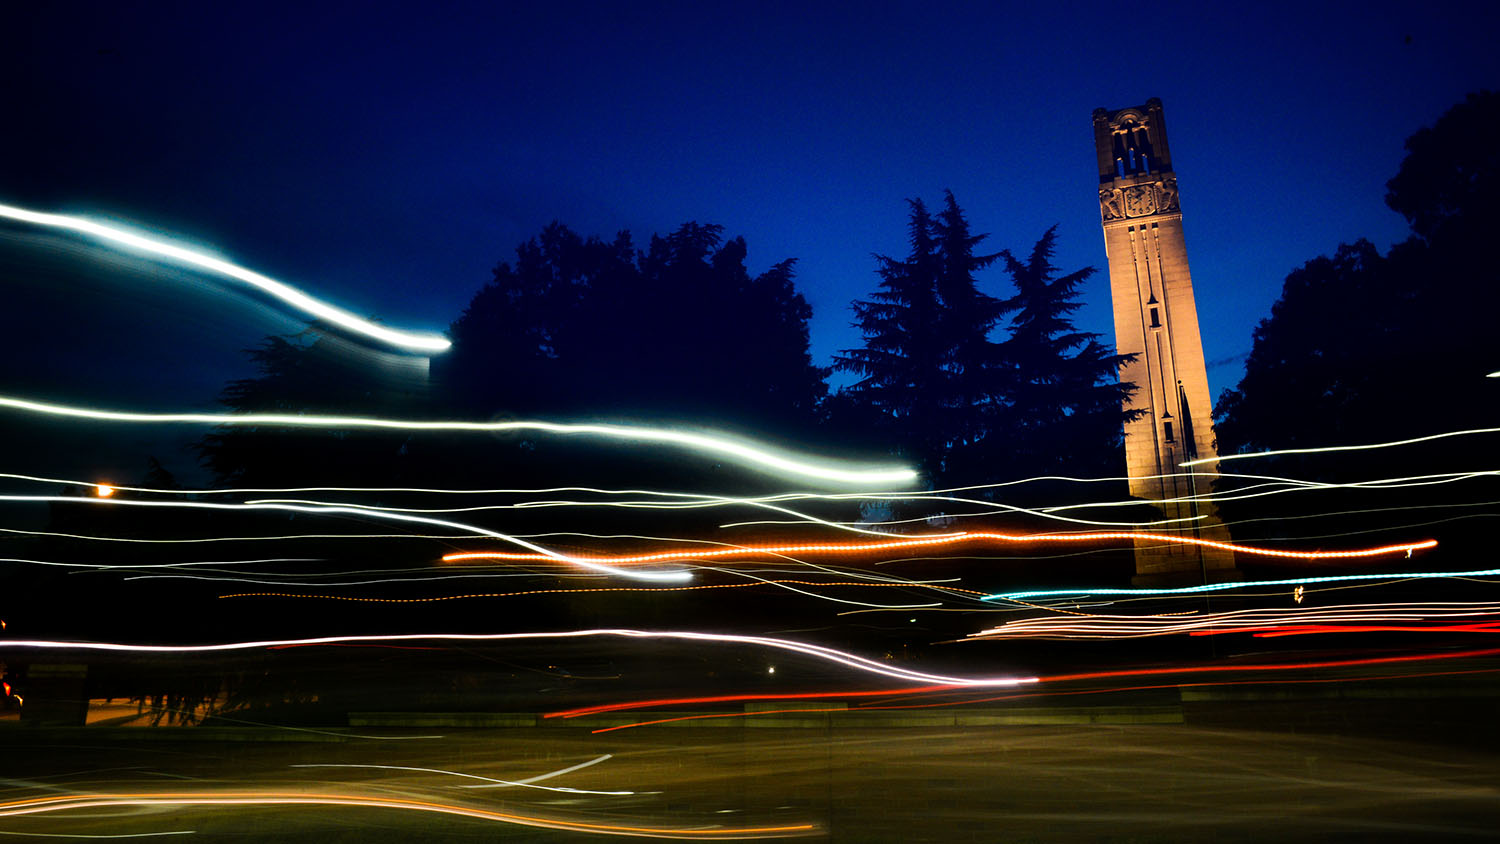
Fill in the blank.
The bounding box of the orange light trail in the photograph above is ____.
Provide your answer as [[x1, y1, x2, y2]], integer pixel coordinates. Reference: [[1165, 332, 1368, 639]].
[[442, 531, 1437, 565], [0, 792, 816, 839], [219, 581, 988, 603]]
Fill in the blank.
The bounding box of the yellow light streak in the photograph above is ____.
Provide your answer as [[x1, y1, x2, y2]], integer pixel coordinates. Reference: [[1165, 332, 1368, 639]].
[[0, 792, 817, 838]]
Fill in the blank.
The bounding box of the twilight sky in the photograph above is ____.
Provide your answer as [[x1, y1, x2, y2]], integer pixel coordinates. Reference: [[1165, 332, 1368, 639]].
[[1, 1, 1495, 480]]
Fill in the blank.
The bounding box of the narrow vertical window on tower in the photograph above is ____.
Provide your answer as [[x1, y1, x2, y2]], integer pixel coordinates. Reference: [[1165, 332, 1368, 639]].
[[1149, 307, 1161, 328]]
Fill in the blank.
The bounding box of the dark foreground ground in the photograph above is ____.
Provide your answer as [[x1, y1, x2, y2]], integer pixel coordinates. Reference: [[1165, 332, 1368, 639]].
[[4, 701, 1499, 843]]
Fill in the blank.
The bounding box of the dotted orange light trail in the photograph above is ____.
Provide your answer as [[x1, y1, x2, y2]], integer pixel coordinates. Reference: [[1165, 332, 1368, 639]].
[[218, 581, 988, 603], [0, 792, 816, 838], [443, 532, 1437, 565]]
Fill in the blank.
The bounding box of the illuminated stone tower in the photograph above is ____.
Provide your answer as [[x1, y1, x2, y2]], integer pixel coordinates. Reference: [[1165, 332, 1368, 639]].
[[1092, 99, 1238, 584]]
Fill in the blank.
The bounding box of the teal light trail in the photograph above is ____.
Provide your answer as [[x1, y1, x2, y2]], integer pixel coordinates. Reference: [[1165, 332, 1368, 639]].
[[982, 568, 1500, 602]]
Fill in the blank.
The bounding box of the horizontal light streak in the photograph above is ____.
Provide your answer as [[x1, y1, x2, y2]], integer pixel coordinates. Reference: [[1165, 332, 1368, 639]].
[[0, 793, 814, 839], [1185, 426, 1500, 467], [0, 495, 688, 582], [0, 395, 915, 487], [984, 566, 1493, 601], [0, 201, 450, 354], [446, 532, 1437, 566], [1194, 623, 1500, 638], [969, 602, 1500, 640], [288, 763, 633, 795], [218, 580, 987, 603], [0, 629, 1038, 688], [553, 648, 1500, 732]]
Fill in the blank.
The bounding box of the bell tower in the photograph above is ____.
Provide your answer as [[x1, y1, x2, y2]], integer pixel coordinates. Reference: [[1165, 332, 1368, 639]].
[[1093, 99, 1238, 584]]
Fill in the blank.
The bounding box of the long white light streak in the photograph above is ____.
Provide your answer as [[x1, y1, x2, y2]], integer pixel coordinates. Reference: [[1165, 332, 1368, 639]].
[[0, 629, 1039, 688], [1184, 426, 1500, 467], [0, 202, 451, 354], [0, 527, 484, 544], [0, 495, 689, 583], [0, 395, 916, 487]]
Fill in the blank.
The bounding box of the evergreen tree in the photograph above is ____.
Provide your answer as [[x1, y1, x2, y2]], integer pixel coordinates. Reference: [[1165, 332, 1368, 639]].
[[987, 227, 1137, 479], [932, 191, 1007, 450], [834, 199, 948, 476], [834, 193, 1007, 481]]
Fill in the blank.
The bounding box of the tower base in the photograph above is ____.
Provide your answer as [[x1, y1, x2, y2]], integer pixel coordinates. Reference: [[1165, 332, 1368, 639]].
[[1130, 527, 1240, 587]]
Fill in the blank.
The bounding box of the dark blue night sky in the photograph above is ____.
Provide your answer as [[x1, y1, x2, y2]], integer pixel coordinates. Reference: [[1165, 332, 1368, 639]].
[[1, 1, 1495, 433]]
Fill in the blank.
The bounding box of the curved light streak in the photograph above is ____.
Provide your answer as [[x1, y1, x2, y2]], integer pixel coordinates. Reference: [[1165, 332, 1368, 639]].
[[0, 629, 1038, 688], [445, 532, 1437, 566], [0, 395, 916, 487], [1185, 426, 1500, 467], [984, 567, 1500, 602], [0, 202, 451, 354], [0, 793, 815, 839], [0, 495, 689, 583], [289, 763, 634, 795]]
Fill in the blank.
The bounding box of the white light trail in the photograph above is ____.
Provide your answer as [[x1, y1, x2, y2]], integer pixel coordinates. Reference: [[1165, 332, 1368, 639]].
[[0, 395, 917, 488], [0, 495, 689, 583], [0, 202, 450, 354], [0, 629, 1039, 688], [969, 602, 1500, 640], [1185, 426, 1500, 467], [289, 763, 634, 795]]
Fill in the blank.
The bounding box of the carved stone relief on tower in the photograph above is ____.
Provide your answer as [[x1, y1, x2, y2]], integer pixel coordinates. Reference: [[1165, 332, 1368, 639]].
[[1098, 177, 1180, 222]]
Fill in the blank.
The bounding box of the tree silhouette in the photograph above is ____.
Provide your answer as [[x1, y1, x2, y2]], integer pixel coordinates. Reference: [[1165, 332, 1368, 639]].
[[837, 194, 1133, 486], [1216, 91, 1500, 459], [835, 197, 950, 477], [1385, 90, 1499, 244], [439, 220, 826, 437], [197, 329, 425, 487], [986, 226, 1138, 479]]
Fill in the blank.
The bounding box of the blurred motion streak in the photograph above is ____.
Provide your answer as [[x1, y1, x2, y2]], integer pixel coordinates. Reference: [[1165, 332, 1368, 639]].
[[0, 201, 452, 353], [0, 394, 917, 487], [0, 793, 816, 838], [0, 630, 1040, 687], [986, 566, 1496, 601], [446, 532, 1438, 565], [1187, 426, 1500, 466], [971, 602, 1500, 640]]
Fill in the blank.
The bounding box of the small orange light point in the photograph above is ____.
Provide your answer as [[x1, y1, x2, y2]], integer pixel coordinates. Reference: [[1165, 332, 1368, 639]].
[[95, 484, 115, 498]]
